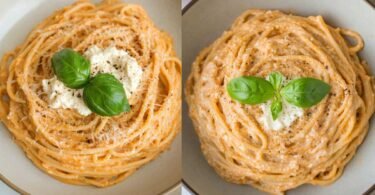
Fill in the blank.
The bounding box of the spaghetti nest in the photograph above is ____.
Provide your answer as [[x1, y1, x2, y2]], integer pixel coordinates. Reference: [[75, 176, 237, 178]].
[[186, 10, 374, 194], [0, 0, 181, 187]]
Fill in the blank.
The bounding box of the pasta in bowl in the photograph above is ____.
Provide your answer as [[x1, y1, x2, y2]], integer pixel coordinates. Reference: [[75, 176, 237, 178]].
[[0, 0, 181, 187], [185, 9, 374, 194]]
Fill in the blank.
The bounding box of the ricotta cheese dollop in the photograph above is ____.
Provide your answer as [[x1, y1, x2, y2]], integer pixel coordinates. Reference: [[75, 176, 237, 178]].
[[42, 46, 143, 116], [258, 99, 304, 131]]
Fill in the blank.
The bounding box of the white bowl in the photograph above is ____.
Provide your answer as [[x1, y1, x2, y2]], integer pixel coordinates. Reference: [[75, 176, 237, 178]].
[[182, 0, 375, 194], [0, 0, 181, 194]]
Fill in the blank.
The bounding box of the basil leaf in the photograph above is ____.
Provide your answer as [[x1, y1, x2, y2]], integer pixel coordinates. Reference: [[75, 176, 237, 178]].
[[271, 98, 282, 120], [268, 72, 283, 90], [280, 77, 330, 108], [227, 76, 275, 105], [52, 48, 90, 89], [83, 74, 130, 116]]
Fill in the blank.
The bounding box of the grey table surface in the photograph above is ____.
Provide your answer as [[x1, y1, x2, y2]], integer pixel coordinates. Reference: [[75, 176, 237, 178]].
[[0, 183, 17, 195]]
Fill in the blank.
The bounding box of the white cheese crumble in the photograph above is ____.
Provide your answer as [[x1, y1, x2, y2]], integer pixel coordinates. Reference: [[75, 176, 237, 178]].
[[258, 99, 304, 131], [42, 77, 91, 115], [42, 46, 143, 116]]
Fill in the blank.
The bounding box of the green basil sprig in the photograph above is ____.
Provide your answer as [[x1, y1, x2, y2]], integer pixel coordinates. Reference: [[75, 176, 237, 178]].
[[280, 78, 331, 108], [52, 48, 91, 89], [267, 72, 284, 119], [268, 72, 283, 91], [271, 98, 282, 120], [51, 48, 130, 116], [227, 72, 331, 120], [227, 76, 275, 104], [83, 73, 130, 116]]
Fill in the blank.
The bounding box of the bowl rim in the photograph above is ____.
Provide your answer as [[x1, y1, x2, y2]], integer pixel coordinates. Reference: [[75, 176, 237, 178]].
[[0, 173, 29, 195], [0, 172, 182, 195]]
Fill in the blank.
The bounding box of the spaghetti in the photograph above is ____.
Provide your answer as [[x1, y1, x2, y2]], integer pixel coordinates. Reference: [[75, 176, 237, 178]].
[[0, 0, 181, 187], [186, 10, 374, 194]]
